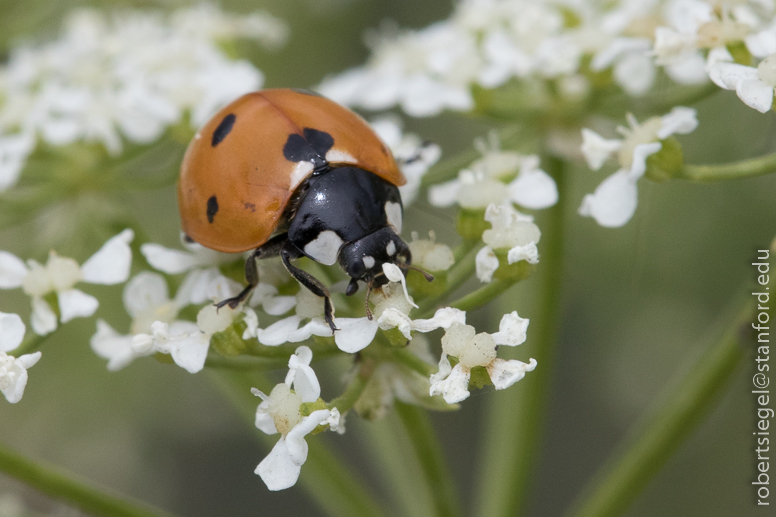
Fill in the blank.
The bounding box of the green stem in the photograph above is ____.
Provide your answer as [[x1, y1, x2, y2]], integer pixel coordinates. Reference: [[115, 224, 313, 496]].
[[565, 301, 752, 517], [204, 353, 286, 370], [474, 155, 566, 517], [449, 278, 515, 313], [209, 370, 388, 517], [389, 347, 436, 377], [677, 151, 776, 181], [394, 402, 462, 517], [8, 332, 49, 357], [328, 363, 370, 412], [0, 442, 176, 517]]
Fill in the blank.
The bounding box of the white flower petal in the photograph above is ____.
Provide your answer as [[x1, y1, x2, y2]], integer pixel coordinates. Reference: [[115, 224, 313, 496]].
[[0, 312, 26, 352], [613, 52, 656, 96], [428, 179, 461, 207], [382, 263, 417, 308], [578, 169, 639, 228], [656, 107, 698, 139], [410, 307, 466, 333], [507, 242, 539, 265], [430, 362, 470, 404], [580, 129, 622, 171], [737, 79, 774, 113], [263, 295, 299, 316], [715, 63, 759, 90], [509, 167, 558, 209], [175, 268, 222, 306], [256, 437, 301, 491], [90, 319, 139, 371], [286, 318, 331, 343], [242, 307, 260, 340], [286, 346, 321, 402], [140, 243, 198, 274], [259, 315, 302, 347], [168, 327, 210, 374], [628, 142, 662, 178], [475, 246, 499, 283], [0, 252, 28, 289], [285, 409, 331, 464], [377, 308, 413, 340], [30, 297, 57, 335], [0, 351, 41, 403], [122, 272, 170, 319], [334, 317, 379, 353], [80, 229, 134, 285], [487, 357, 537, 390], [255, 401, 278, 435], [58, 289, 99, 323], [491, 311, 530, 347]]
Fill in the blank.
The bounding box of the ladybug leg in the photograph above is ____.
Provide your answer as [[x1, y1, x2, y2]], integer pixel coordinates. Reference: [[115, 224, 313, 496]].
[[215, 234, 287, 310], [280, 241, 339, 333]]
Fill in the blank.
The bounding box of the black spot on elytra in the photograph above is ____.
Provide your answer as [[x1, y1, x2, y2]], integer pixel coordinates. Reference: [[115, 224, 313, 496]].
[[206, 195, 219, 223], [283, 128, 334, 168], [211, 114, 236, 147], [244, 202, 256, 212]]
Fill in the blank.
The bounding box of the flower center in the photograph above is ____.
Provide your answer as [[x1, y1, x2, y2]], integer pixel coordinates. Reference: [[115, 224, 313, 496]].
[[266, 383, 303, 435], [616, 116, 663, 169]]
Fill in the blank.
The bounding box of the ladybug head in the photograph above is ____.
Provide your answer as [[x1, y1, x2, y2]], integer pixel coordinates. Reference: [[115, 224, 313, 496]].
[[338, 227, 412, 294]]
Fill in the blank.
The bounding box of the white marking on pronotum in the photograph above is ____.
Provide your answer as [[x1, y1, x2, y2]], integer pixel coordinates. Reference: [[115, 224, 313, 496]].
[[289, 161, 315, 190], [363, 256, 375, 269], [326, 149, 358, 164], [385, 202, 402, 233], [386, 241, 397, 256], [304, 231, 344, 265]]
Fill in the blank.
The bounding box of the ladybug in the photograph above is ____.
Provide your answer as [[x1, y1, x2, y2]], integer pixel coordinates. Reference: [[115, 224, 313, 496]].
[[178, 88, 429, 332]]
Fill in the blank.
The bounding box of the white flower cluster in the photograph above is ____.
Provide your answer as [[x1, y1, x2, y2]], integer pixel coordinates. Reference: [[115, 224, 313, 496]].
[[0, 4, 288, 192], [318, 0, 775, 118], [0, 230, 134, 335], [83, 231, 534, 490], [579, 107, 699, 227]]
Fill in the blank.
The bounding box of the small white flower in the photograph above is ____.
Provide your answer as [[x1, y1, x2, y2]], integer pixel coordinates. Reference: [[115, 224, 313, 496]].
[[579, 108, 698, 227], [257, 288, 331, 347], [0, 312, 42, 403], [0, 229, 134, 335], [476, 203, 541, 283], [429, 133, 557, 211], [370, 116, 441, 206], [429, 314, 536, 404], [0, 132, 35, 193], [141, 236, 242, 306], [252, 352, 336, 491], [592, 37, 656, 95], [408, 231, 455, 273], [710, 54, 776, 113]]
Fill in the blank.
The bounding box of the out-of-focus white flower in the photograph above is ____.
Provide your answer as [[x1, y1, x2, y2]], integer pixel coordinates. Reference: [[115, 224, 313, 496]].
[[408, 231, 455, 273], [141, 235, 242, 306], [592, 37, 657, 95], [476, 203, 541, 283], [0, 4, 287, 191], [0, 229, 134, 335], [0, 312, 42, 403], [429, 133, 557, 211], [579, 107, 698, 227], [0, 132, 35, 193], [370, 116, 441, 205], [429, 312, 536, 403], [710, 54, 776, 112], [253, 347, 337, 491]]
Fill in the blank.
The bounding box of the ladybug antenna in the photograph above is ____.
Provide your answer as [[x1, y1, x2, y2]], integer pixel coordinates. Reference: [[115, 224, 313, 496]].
[[397, 262, 435, 283]]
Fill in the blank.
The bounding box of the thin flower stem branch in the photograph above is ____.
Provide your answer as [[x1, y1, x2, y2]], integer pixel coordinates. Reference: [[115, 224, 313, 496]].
[[9, 331, 49, 356], [209, 370, 388, 517], [676, 151, 776, 181], [417, 243, 481, 318], [565, 300, 752, 517], [204, 353, 286, 370], [389, 347, 436, 377], [0, 442, 177, 517], [474, 155, 566, 517], [394, 402, 462, 517], [449, 278, 515, 313]]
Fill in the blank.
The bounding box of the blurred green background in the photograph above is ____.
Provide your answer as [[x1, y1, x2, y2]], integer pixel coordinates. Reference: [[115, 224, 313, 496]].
[[1, 1, 774, 516]]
